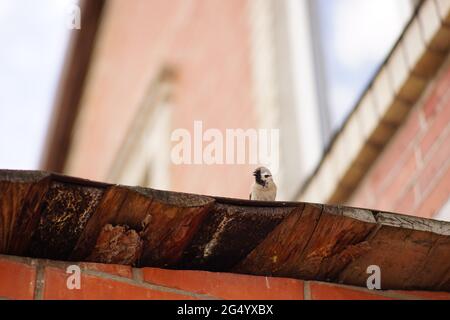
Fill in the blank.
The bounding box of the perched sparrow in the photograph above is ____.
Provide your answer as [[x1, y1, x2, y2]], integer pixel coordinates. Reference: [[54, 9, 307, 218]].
[[249, 167, 277, 201]]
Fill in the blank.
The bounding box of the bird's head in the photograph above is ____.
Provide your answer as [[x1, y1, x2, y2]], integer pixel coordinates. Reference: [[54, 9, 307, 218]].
[[253, 166, 273, 187]]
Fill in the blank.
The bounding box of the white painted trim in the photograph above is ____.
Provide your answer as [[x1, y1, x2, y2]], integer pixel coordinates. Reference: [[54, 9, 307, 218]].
[[284, 0, 323, 177]]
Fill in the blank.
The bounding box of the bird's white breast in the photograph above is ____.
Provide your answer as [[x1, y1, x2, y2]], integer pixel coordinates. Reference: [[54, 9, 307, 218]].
[[250, 182, 277, 201]]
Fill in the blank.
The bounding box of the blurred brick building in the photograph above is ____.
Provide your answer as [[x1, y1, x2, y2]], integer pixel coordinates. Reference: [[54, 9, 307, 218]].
[[42, 0, 450, 221]]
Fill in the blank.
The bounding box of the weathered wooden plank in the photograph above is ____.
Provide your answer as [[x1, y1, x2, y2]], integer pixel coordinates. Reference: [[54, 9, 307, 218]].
[[8, 177, 53, 255], [233, 203, 319, 275], [294, 205, 377, 281], [179, 203, 294, 271], [136, 187, 215, 267], [0, 180, 31, 253], [71, 186, 215, 267], [27, 181, 104, 260], [234, 204, 377, 281], [70, 185, 131, 260], [0, 170, 51, 253], [410, 235, 450, 291], [1, 170, 450, 292], [338, 212, 450, 291]]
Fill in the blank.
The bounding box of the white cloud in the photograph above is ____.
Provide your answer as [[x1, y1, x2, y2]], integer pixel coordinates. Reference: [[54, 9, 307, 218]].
[[332, 0, 412, 71], [0, 0, 11, 18], [0, 0, 74, 169]]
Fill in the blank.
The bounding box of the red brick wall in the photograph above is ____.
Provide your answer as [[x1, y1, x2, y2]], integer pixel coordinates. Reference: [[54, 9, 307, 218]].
[[1, 255, 449, 300], [66, 0, 256, 199], [349, 58, 450, 219]]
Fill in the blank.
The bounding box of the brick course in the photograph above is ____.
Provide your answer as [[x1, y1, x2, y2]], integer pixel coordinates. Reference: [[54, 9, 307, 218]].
[[0, 257, 36, 300], [0, 254, 448, 300], [143, 268, 304, 300]]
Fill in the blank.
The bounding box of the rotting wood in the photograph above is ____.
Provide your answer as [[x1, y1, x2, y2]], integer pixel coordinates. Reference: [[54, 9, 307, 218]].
[[0, 170, 450, 292], [70, 185, 145, 260], [87, 224, 143, 265], [179, 203, 296, 271], [27, 181, 104, 260], [70, 185, 215, 268], [134, 187, 215, 267]]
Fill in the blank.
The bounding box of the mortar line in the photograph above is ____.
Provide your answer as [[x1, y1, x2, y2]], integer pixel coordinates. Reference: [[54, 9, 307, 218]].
[[82, 269, 219, 300]]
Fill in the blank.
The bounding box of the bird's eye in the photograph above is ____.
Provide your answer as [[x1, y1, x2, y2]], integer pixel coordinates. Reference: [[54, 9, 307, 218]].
[[264, 175, 270, 178]]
